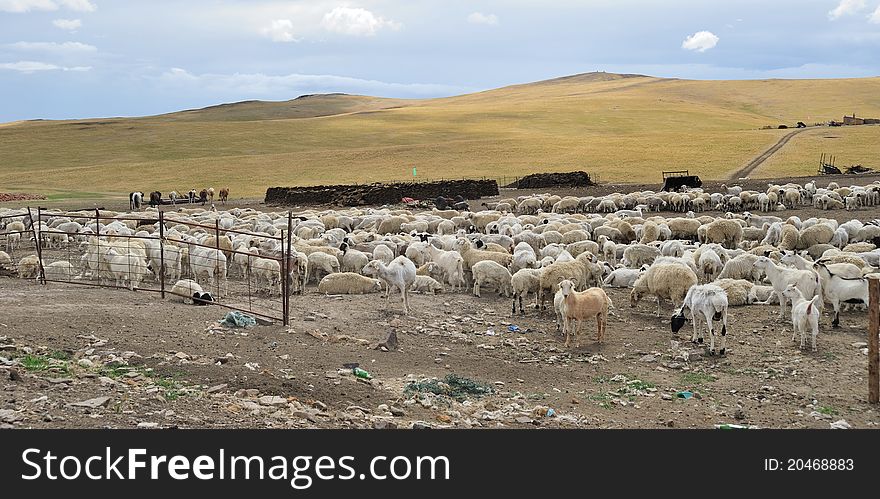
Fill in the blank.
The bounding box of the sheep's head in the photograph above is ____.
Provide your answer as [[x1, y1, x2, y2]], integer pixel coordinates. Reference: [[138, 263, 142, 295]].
[[670, 308, 687, 333], [629, 287, 644, 307], [558, 279, 575, 297], [362, 261, 379, 276]]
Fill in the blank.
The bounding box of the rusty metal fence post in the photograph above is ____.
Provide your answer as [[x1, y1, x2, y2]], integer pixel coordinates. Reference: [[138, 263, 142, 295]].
[[158, 210, 165, 299], [283, 211, 293, 326], [27, 207, 45, 284], [869, 277, 879, 404], [214, 219, 221, 300]]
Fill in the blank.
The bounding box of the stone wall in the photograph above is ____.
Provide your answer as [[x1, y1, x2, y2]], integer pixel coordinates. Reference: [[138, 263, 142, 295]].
[[507, 171, 594, 189]]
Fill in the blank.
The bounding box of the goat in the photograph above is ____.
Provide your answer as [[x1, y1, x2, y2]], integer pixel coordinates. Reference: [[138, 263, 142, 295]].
[[781, 284, 821, 351], [671, 284, 729, 356], [558, 279, 612, 348]]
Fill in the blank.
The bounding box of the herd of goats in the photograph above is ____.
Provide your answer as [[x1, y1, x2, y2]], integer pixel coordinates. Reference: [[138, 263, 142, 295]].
[[2, 178, 880, 354]]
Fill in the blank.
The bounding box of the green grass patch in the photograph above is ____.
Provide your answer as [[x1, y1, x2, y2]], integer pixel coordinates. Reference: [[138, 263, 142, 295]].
[[680, 372, 716, 386], [817, 406, 838, 416], [626, 379, 656, 391], [19, 354, 71, 377]]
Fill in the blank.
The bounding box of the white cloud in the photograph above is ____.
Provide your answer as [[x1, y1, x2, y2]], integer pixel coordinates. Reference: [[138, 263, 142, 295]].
[[828, 0, 865, 20], [261, 19, 300, 42], [52, 18, 82, 30], [0, 0, 94, 12], [467, 12, 499, 26], [9, 41, 97, 53], [158, 67, 466, 98], [57, 0, 95, 12], [681, 30, 719, 52], [0, 0, 56, 12], [320, 7, 400, 36], [0, 60, 90, 73], [870, 5, 880, 23]]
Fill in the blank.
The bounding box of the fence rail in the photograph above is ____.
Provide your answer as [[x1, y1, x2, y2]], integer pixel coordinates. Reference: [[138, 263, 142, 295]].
[[3, 206, 296, 325]]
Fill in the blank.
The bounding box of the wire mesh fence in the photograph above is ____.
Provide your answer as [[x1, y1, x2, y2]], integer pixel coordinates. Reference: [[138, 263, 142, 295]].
[[3, 207, 295, 325]]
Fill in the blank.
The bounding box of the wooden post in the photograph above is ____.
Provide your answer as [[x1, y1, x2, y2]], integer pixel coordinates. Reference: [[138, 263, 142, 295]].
[[869, 277, 879, 404]]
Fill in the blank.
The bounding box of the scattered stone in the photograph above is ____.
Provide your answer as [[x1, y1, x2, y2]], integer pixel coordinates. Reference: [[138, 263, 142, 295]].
[[661, 393, 673, 401], [137, 422, 159, 429], [515, 416, 534, 424], [8, 368, 21, 381], [304, 316, 316, 322], [734, 408, 747, 421], [389, 406, 406, 417], [639, 354, 656, 363], [77, 359, 95, 368], [0, 409, 22, 423], [375, 330, 399, 351], [70, 396, 111, 409], [374, 419, 397, 430], [851, 342, 868, 349], [411, 421, 431, 429], [258, 395, 287, 406], [206, 384, 228, 394], [174, 351, 190, 360], [436, 414, 452, 423]]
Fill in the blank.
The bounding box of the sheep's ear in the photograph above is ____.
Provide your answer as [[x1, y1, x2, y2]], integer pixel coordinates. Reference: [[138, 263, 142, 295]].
[[763, 250, 771, 257]]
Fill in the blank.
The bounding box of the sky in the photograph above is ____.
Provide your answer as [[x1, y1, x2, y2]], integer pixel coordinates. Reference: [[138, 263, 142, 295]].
[[1, 0, 880, 121]]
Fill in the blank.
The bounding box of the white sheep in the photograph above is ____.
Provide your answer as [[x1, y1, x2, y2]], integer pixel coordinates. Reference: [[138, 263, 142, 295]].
[[813, 262, 868, 328], [103, 247, 150, 291], [43, 261, 75, 282], [754, 256, 819, 319], [511, 268, 542, 314], [602, 267, 642, 288], [251, 257, 282, 296], [188, 246, 228, 297], [622, 244, 660, 268], [307, 252, 340, 284], [410, 275, 444, 294], [363, 256, 417, 314], [781, 284, 821, 352], [0, 250, 12, 269], [471, 260, 513, 298], [630, 263, 698, 316], [317, 272, 382, 294], [169, 279, 204, 304], [698, 248, 723, 283], [671, 284, 729, 356]]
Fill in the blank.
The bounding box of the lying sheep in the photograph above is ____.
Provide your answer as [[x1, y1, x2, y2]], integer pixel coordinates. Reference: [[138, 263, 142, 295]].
[[603, 267, 642, 288], [410, 275, 444, 294], [317, 272, 382, 294], [169, 279, 204, 304], [17, 255, 41, 279], [43, 261, 75, 282]]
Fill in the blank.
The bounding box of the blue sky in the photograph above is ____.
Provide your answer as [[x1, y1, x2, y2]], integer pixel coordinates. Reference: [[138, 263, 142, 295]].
[[1, 0, 879, 121]]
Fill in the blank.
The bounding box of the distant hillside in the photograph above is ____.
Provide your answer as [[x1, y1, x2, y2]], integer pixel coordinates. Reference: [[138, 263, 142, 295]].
[[154, 94, 412, 122], [1, 72, 879, 201]]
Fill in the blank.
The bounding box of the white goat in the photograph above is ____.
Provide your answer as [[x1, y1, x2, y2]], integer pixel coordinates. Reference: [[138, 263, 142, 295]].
[[781, 284, 821, 352], [363, 256, 417, 314], [671, 284, 729, 356]]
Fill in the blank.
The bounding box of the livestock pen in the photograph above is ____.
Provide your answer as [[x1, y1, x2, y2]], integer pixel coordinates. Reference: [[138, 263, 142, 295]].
[[10, 207, 297, 325]]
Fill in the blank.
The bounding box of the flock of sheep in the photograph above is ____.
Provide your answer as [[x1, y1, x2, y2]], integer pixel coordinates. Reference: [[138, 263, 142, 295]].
[[2, 177, 880, 354]]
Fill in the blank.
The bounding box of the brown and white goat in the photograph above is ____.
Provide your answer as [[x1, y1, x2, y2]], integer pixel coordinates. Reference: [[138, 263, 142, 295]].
[[558, 279, 612, 347]]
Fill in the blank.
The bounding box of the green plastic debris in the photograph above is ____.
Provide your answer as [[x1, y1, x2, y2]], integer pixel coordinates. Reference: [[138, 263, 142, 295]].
[[405, 374, 494, 402], [219, 311, 257, 328], [353, 367, 372, 379], [715, 424, 759, 430]]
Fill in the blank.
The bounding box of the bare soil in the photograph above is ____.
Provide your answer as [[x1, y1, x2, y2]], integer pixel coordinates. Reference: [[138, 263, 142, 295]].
[[2, 180, 880, 429]]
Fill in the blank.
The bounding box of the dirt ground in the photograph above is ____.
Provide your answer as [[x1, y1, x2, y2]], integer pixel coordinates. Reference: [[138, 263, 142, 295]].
[[2, 178, 880, 429]]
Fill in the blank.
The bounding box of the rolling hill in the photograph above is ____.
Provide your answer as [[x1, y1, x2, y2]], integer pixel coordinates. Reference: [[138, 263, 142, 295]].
[[1, 72, 879, 201]]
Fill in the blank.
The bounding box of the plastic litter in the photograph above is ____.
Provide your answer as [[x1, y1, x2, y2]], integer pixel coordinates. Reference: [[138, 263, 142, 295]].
[[508, 325, 520, 333], [353, 367, 372, 380], [546, 408, 556, 417], [676, 391, 694, 400], [219, 311, 256, 328], [715, 424, 759, 430]]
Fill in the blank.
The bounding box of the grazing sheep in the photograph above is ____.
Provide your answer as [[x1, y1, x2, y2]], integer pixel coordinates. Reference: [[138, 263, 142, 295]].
[[781, 284, 821, 352], [471, 260, 513, 298], [363, 256, 417, 314], [698, 219, 743, 249], [622, 244, 660, 268], [307, 252, 340, 284], [671, 283, 729, 355], [558, 279, 612, 347], [630, 263, 698, 316], [317, 272, 382, 294], [511, 268, 542, 314], [717, 253, 762, 282], [453, 238, 513, 280]]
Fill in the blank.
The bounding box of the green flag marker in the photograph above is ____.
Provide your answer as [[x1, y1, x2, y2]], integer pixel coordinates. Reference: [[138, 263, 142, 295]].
[[413, 167, 417, 177]]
